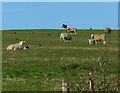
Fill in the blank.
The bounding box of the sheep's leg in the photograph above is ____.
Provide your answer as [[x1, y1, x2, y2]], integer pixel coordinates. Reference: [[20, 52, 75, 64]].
[[93, 40, 95, 44], [103, 40, 106, 44], [60, 37, 62, 42], [13, 48, 16, 50], [60, 39, 62, 42], [95, 40, 98, 44], [88, 39, 92, 44], [18, 46, 22, 50], [63, 39, 66, 42]]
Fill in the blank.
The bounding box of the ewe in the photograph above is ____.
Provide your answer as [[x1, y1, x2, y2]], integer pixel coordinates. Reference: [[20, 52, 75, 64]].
[[67, 28, 77, 34], [7, 41, 26, 50], [59, 33, 72, 42], [89, 34, 106, 44], [104, 28, 112, 34]]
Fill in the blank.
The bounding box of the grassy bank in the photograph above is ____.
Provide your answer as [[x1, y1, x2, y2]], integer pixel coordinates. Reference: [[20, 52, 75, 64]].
[[2, 29, 118, 91]]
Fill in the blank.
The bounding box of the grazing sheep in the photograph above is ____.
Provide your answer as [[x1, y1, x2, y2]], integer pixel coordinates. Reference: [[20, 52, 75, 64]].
[[61, 24, 67, 29], [7, 41, 26, 50], [104, 28, 112, 34], [90, 34, 106, 44], [67, 28, 77, 34], [59, 33, 72, 42]]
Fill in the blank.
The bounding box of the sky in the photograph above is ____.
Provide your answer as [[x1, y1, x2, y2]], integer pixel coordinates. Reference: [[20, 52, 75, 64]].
[[2, 2, 118, 30], [1, 0, 120, 2]]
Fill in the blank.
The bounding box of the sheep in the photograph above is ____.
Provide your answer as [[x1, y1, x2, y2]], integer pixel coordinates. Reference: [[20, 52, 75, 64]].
[[104, 28, 112, 34], [90, 34, 106, 44], [7, 41, 26, 50], [61, 24, 67, 29], [59, 33, 72, 42], [67, 28, 77, 34]]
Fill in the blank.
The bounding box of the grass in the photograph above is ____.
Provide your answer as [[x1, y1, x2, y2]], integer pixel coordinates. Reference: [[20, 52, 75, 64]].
[[2, 29, 118, 91]]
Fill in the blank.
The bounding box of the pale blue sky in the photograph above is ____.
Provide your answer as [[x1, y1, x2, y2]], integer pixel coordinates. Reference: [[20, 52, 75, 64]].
[[2, 0, 120, 2], [2, 2, 118, 30]]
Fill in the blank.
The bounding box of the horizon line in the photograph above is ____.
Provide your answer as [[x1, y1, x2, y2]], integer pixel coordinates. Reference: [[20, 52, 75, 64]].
[[0, 28, 120, 31]]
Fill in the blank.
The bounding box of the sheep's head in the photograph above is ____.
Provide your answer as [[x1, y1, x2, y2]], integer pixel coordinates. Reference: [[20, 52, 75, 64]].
[[67, 28, 70, 30], [88, 39, 94, 44], [58, 33, 61, 36], [19, 41, 26, 45]]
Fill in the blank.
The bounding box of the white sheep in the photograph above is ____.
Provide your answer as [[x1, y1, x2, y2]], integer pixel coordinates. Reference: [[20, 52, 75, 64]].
[[90, 34, 106, 44], [7, 41, 26, 50], [59, 33, 72, 42]]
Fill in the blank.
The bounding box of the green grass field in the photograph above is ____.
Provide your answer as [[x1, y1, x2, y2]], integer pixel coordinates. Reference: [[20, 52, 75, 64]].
[[2, 29, 118, 91]]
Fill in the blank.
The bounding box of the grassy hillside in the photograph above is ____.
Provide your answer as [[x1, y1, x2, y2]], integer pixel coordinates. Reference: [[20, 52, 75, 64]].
[[2, 29, 118, 91]]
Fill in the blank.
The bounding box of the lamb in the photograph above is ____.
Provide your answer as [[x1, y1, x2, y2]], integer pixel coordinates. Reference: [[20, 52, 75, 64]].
[[59, 33, 72, 42], [7, 41, 26, 50], [89, 34, 106, 44], [67, 28, 77, 34]]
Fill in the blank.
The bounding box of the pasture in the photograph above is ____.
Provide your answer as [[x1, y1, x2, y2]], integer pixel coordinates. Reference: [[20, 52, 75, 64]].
[[2, 29, 118, 91]]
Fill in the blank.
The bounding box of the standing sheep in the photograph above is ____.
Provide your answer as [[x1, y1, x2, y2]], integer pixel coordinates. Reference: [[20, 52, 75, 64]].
[[59, 33, 72, 42], [89, 34, 106, 44], [61, 24, 67, 29], [7, 41, 26, 50], [67, 28, 77, 34], [104, 28, 112, 34]]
